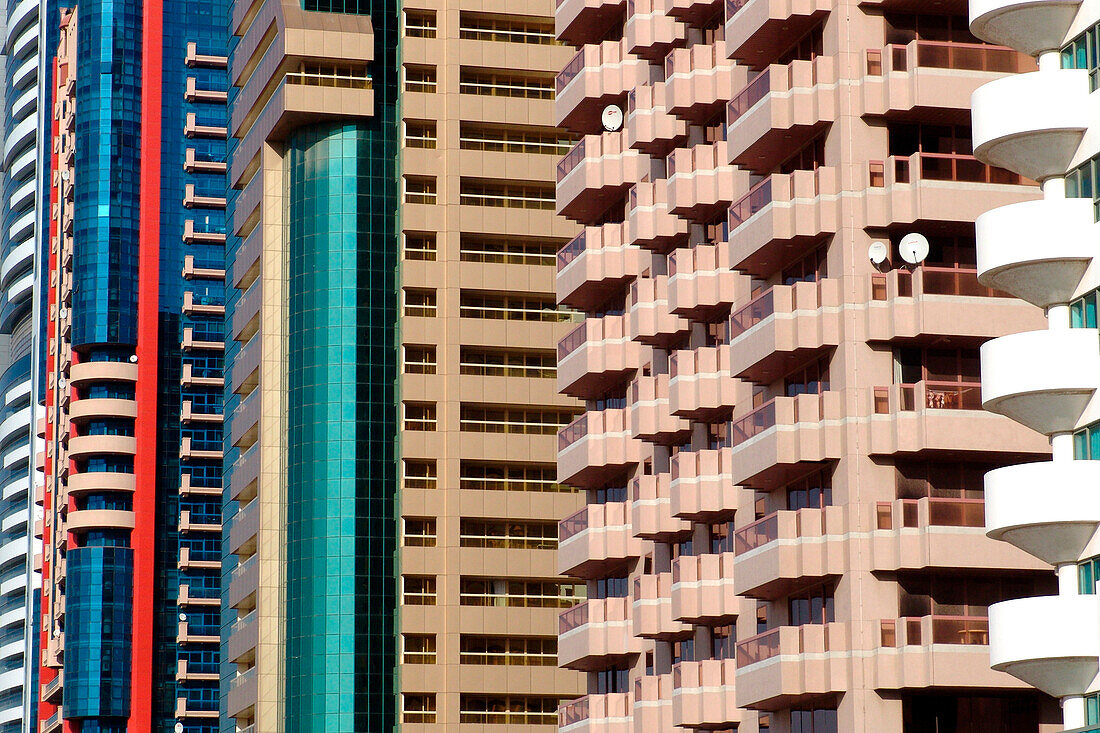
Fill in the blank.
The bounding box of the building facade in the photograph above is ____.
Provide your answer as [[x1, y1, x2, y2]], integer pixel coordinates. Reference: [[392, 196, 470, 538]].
[[222, 0, 583, 730], [970, 0, 1100, 730], [35, 1, 229, 731], [554, 1, 1069, 731]]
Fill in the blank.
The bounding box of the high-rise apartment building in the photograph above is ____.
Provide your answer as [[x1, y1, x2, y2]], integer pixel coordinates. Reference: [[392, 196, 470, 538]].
[[969, 1, 1100, 731], [35, 1, 229, 731], [222, 0, 582, 730], [554, 1, 1070, 731]]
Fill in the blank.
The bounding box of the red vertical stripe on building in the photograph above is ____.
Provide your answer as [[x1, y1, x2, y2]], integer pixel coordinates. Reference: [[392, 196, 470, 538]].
[[131, 0, 163, 728]]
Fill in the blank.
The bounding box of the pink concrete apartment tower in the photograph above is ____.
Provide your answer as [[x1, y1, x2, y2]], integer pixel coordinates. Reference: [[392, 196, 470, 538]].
[[553, 0, 1070, 731]]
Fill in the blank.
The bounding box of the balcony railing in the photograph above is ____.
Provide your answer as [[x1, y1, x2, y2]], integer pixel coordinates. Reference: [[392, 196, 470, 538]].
[[880, 615, 989, 646], [725, 0, 749, 20], [889, 41, 1034, 74], [734, 513, 778, 555], [876, 498, 985, 529], [559, 696, 590, 727], [735, 627, 780, 668], [729, 289, 774, 337], [557, 231, 586, 271], [559, 415, 589, 450], [285, 71, 372, 89], [920, 266, 1008, 297], [889, 152, 1028, 186], [557, 138, 586, 182], [728, 69, 771, 123], [559, 600, 590, 634], [728, 177, 772, 231], [557, 48, 586, 92], [729, 399, 776, 446], [559, 506, 589, 542], [558, 322, 588, 360]]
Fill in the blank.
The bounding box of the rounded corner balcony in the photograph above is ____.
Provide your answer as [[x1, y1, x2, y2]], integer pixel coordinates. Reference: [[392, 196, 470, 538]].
[[985, 461, 1100, 565], [980, 328, 1100, 435], [989, 594, 1100, 698], [976, 197, 1095, 307], [969, 0, 1082, 57], [68, 360, 138, 385], [971, 69, 1091, 182]]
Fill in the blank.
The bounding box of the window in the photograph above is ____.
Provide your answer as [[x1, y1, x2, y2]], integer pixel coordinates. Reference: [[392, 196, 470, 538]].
[[459, 291, 573, 322], [459, 695, 558, 725], [403, 576, 437, 606], [1074, 421, 1100, 460], [782, 242, 828, 285], [404, 518, 437, 547], [404, 176, 437, 205], [784, 355, 830, 397], [788, 583, 835, 626], [459, 234, 561, 265], [460, 348, 555, 378], [403, 459, 437, 489], [403, 634, 436, 664], [404, 232, 437, 261], [460, 461, 568, 492], [1071, 287, 1099, 328], [592, 576, 630, 599], [404, 9, 436, 38], [1080, 557, 1100, 595], [403, 345, 436, 374], [286, 62, 371, 89], [1066, 154, 1100, 220], [459, 635, 557, 666], [1062, 22, 1100, 90], [712, 624, 735, 660], [709, 521, 735, 554], [791, 707, 838, 733], [403, 288, 437, 317], [459, 68, 555, 99], [459, 519, 557, 550], [460, 179, 556, 209], [894, 460, 988, 500], [405, 120, 437, 149], [459, 123, 573, 155], [594, 667, 629, 694], [786, 468, 833, 510], [403, 402, 437, 431], [405, 65, 437, 93], [459, 404, 578, 434], [402, 693, 436, 723], [459, 12, 556, 44], [898, 573, 1054, 619], [459, 577, 585, 608]]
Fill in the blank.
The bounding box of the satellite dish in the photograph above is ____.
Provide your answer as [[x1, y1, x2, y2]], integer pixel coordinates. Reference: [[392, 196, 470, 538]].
[[60, 170, 69, 181], [868, 241, 888, 266], [899, 233, 930, 265], [601, 105, 623, 132], [58, 308, 67, 319], [179, 613, 187, 622], [129, 355, 138, 363], [175, 723, 184, 733]]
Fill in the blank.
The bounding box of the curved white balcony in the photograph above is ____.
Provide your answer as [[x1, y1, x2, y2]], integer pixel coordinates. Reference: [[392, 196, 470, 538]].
[[976, 197, 1095, 307], [970, 0, 1082, 56], [985, 461, 1100, 565], [989, 594, 1100, 697], [981, 328, 1100, 435], [972, 69, 1090, 182]]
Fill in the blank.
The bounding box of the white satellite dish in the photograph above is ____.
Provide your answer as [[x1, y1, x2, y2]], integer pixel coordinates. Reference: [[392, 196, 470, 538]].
[[868, 241, 888, 266], [129, 354, 138, 363], [58, 308, 67, 319], [601, 105, 623, 132], [899, 232, 930, 265], [179, 613, 187, 622], [175, 723, 185, 733]]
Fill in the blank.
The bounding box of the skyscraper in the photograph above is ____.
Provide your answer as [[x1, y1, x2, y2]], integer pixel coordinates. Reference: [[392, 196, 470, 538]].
[[35, 1, 229, 730], [970, 0, 1100, 730], [222, 0, 583, 730], [554, 1, 1065, 731]]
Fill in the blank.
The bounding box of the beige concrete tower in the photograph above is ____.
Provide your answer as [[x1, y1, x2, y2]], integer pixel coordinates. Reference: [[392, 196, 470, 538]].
[[554, 1, 1068, 731]]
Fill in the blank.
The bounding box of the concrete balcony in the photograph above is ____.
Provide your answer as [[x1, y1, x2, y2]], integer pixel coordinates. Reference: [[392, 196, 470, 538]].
[[177, 659, 219, 682], [556, 41, 657, 130], [558, 225, 650, 311], [66, 508, 136, 534], [628, 276, 691, 347], [179, 509, 221, 534], [668, 447, 738, 520], [558, 692, 632, 733], [625, 84, 687, 154], [727, 57, 836, 173], [990, 594, 1100, 698], [977, 197, 1096, 308], [862, 40, 1034, 119], [629, 375, 691, 444], [668, 345, 738, 421], [632, 673, 674, 730], [673, 659, 740, 729], [633, 572, 689, 639], [664, 40, 747, 121], [735, 622, 849, 709], [727, 279, 840, 384], [733, 507, 845, 599], [625, 0, 685, 60], [667, 142, 747, 221], [227, 611, 258, 664], [68, 434, 136, 460], [68, 397, 136, 423], [868, 382, 1050, 459], [973, 69, 1091, 182], [981, 328, 1100, 435], [724, 0, 834, 69], [557, 133, 651, 223], [969, 0, 1083, 56], [667, 245, 748, 320], [559, 597, 644, 670], [559, 316, 647, 400], [68, 360, 138, 386], [67, 471, 135, 496], [559, 500, 644, 578], [625, 183, 689, 250], [631, 473, 691, 540], [557, 0, 628, 46], [558, 409, 644, 488], [226, 667, 257, 719], [985, 461, 1100, 565], [670, 552, 741, 623]]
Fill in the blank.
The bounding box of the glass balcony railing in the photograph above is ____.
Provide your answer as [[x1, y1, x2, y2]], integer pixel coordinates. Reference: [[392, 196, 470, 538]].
[[728, 177, 773, 231], [728, 69, 771, 123]]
